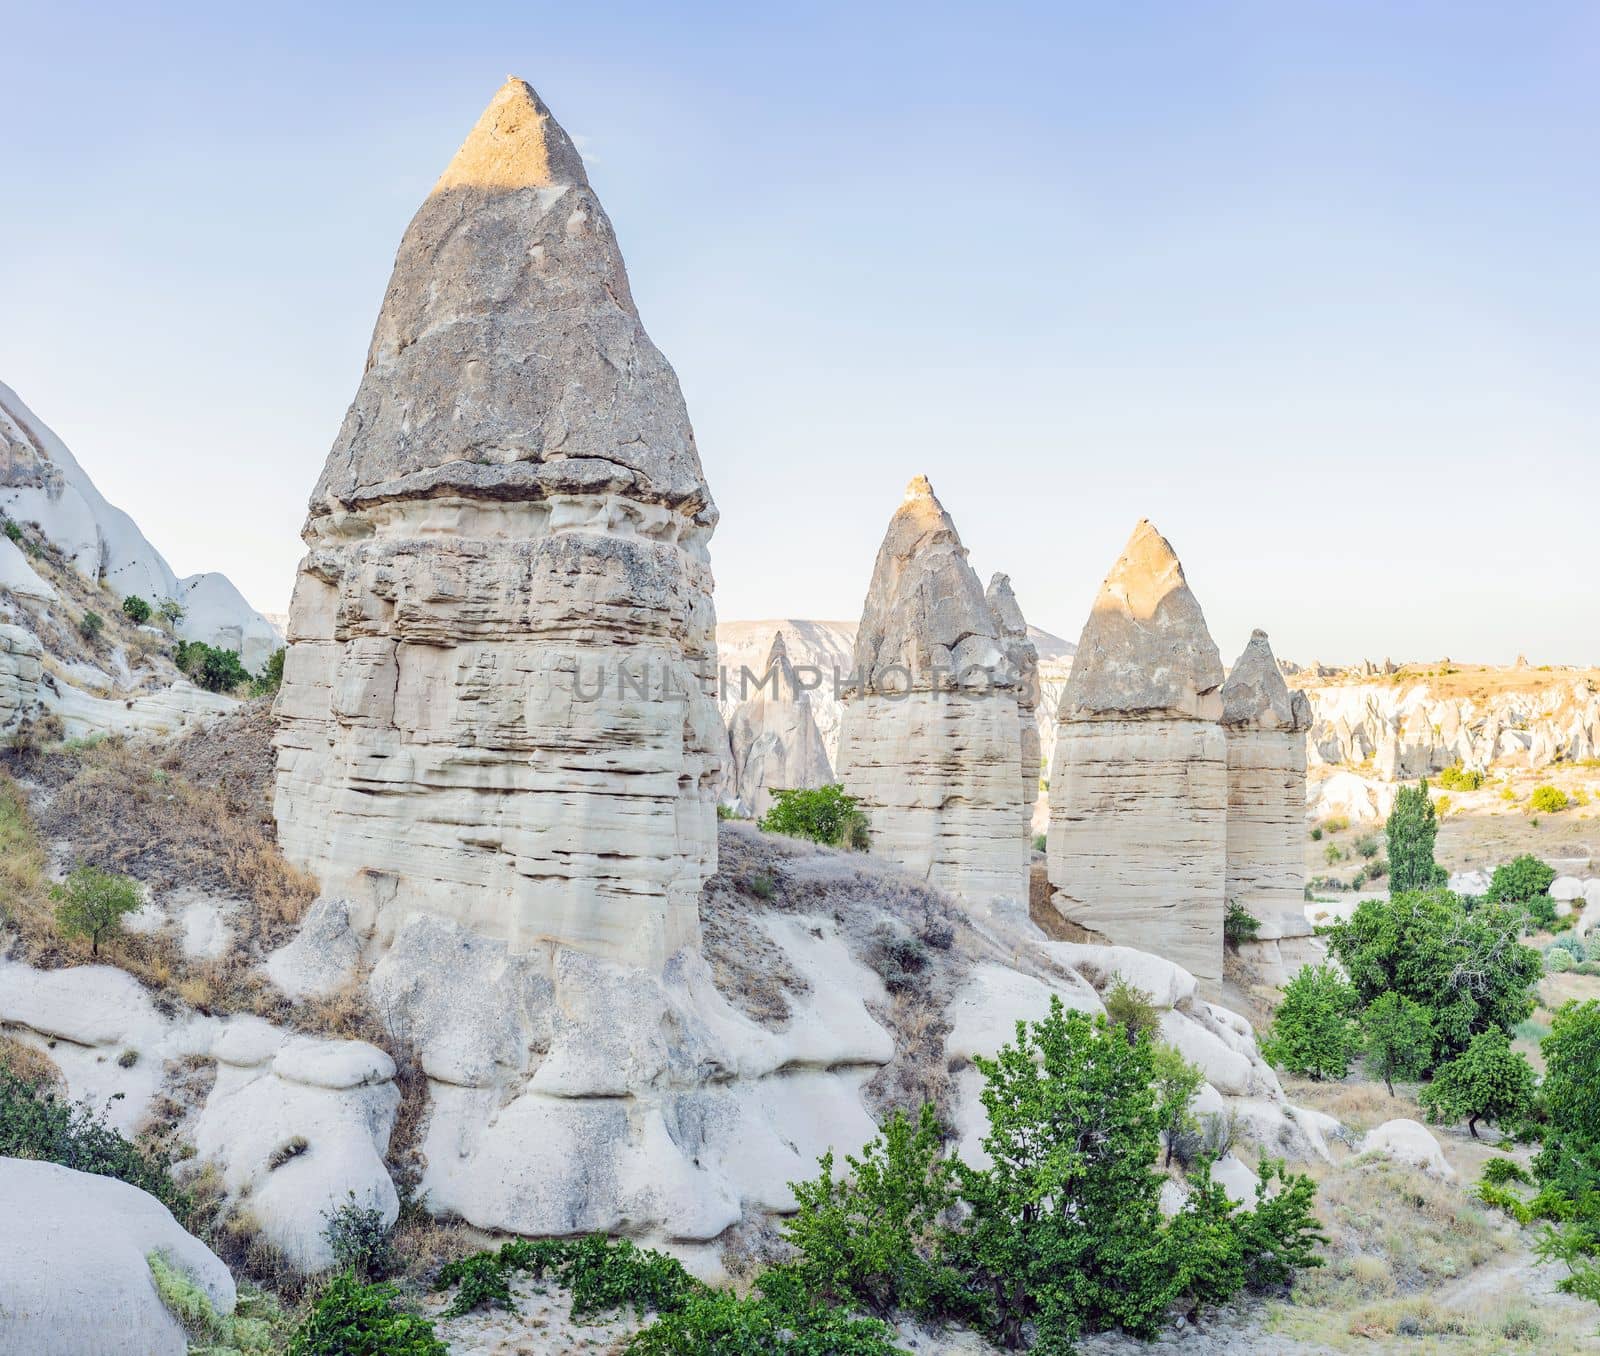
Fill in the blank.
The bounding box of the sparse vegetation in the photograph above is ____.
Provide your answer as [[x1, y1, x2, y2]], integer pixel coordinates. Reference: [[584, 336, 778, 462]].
[[760, 783, 871, 850], [251, 646, 286, 698], [1436, 763, 1485, 792], [323, 1191, 396, 1281], [78, 609, 104, 641], [51, 863, 142, 956], [287, 1274, 447, 1356], [1530, 784, 1571, 814], [174, 639, 251, 693], [1223, 897, 1260, 948]]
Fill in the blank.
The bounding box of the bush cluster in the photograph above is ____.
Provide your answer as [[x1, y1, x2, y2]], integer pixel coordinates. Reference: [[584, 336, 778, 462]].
[[174, 640, 252, 693], [759, 784, 870, 850], [1530, 785, 1571, 814], [1436, 764, 1486, 792]]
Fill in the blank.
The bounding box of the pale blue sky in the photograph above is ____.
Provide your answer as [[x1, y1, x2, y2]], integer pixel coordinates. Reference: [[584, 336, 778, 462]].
[[2, 1, 1595, 664]]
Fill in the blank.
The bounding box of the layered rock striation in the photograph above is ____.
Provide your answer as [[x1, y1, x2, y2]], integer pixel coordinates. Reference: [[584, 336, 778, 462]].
[[835, 477, 1027, 912], [1046, 520, 1227, 991], [273, 77, 723, 973], [724, 630, 833, 818], [1221, 629, 1315, 980]]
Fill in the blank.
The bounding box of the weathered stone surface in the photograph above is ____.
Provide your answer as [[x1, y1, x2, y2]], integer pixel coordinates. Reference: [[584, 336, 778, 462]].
[[836, 478, 1027, 912], [986, 573, 1042, 835], [1360, 1119, 1454, 1179], [273, 78, 721, 973], [724, 631, 833, 818], [0, 621, 42, 731], [0, 1160, 236, 1356], [1222, 629, 1314, 976], [1047, 520, 1226, 991]]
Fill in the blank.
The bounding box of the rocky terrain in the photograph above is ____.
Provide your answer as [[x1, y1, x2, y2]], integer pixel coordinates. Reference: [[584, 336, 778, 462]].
[[0, 380, 282, 742], [2, 70, 1597, 1356]]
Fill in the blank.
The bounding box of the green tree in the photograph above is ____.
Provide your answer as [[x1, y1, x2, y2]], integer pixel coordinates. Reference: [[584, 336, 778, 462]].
[[174, 640, 251, 693], [52, 865, 141, 957], [1329, 890, 1540, 1066], [1361, 992, 1435, 1096], [156, 597, 186, 631], [1261, 965, 1360, 1080], [1224, 899, 1261, 948], [1419, 1029, 1535, 1139], [1534, 1001, 1600, 1197], [760, 784, 869, 849], [121, 595, 152, 626], [782, 1103, 969, 1321], [953, 998, 1174, 1349], [1153, 1045, 1205, 1168], [251, 646, 286, 697], [1386, 780, 1445, 893], [1488, 854, 1557, 905]]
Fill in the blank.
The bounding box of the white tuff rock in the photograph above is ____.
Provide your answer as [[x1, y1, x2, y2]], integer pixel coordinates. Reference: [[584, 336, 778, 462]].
[[835, 477, 1028, 913]]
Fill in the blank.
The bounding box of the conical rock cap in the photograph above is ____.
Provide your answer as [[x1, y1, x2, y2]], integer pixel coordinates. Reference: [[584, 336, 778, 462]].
[[852, 477, 1008, 693], [1062, 519, 1222, 719], [1222, 629, 1312, 731], [308, 77, 713, 523]]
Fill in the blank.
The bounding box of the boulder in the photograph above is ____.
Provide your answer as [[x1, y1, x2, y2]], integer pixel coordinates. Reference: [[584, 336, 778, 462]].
[[1551, 876, 1587, 902], [265, 896, 364, 999], [0, 1159, 235, 1356], [1360, 1118, 1454, 1179]]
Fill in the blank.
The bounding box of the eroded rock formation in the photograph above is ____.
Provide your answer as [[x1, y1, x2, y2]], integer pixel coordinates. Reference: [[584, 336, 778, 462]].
[[835, 477, 1027, 912], [986, 572, 1041, 836], [724, 631, 833, 818], [273, 77, 722, 973], [1221, 629, 1315, 981], [1046, 519, 1227, 991]]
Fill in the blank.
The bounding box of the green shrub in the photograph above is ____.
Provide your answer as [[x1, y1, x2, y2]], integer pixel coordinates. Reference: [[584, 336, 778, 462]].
[[149, 1252, 282, 1352], [1355, 834, 1380, 859], [1310, 827, 1323, 842], [121, 595, 152, 626], [1437, 764, 1485, 792], [78, 610, 104, 641], [626, 1285, 899, 1355], [782, 1103, 971, 1321], [1481, 1156, 1534, 1187], [1224, 898, 1261, 948], [286, 1274, 446, 1356], [1323, 815, 1350, 834], [438, 1252, 517, 1318], [1102, 976, 1161, 1044], [52, 864, 141, 957], [0, 1065, 186, 1214], [1419, 1029, 1536, 1139], [323, 1192, 394, 1281], [1262, 965, 1361, 1080], [250, 647, 285, 698], [1031, 833, 1046, 853], [760, 784, 870, 850], [1362, 991, 1435, 1095], [1530, 785, 1570, 813], [750, 871, 776, 900], [1329, 890, 1541, 1067], [1386, 781, 1446, 894], [174, 640, 251, 693], [1323, 842, 1343, 866], [1549, 935, 1587, 963], [2, 516, 21, 544], [1488, 854, 1557, 905], [1523, 894, 1558, 933], [1547, 947, 1575, 973]]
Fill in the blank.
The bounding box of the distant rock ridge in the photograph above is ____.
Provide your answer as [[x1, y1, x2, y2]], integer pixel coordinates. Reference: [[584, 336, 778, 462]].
[[0, 380, 282, 672], [724, 630, 834, 817], [986, 572, 1042, 835]]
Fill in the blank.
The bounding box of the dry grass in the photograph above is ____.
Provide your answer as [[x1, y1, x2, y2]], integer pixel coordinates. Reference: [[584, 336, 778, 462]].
[[1292, 1157, 1504, 1313], [0, 1030, 62, 1085], [33, 736, 314, 938]]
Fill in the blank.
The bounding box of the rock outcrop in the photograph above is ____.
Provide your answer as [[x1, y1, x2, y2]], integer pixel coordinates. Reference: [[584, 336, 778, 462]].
[[986, 572, 1041, 836], [1221, 629, 1315, 980], [0, 1159, 236, 1356], [1046, 520, 1227, 991], [0, 621, 42, 732], [273, 77, 722, 974], [835, 477, 1027, 913], [724, 630, 833, 817]]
